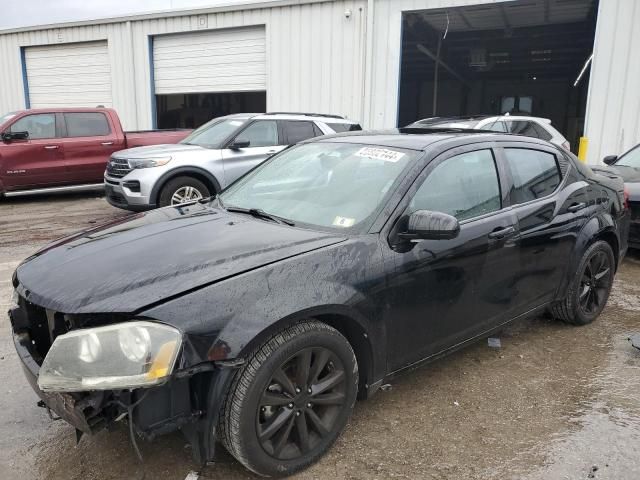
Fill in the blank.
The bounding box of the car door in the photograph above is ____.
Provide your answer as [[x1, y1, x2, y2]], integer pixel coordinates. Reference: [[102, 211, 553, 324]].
[[60, 112, 122, 184], [221, 120, 285, 185], [497, 144, 588, 311], [382, 145, 521, 372], [0, 112, 65, 189]]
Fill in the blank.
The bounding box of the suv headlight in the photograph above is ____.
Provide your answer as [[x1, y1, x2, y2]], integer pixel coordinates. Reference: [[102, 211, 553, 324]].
[[38, 321, 181, 392], [128, 157, 172, 169]]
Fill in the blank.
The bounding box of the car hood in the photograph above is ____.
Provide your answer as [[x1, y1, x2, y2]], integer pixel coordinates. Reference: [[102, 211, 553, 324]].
[[15, 204, 346, 314], [114, 143, 208, 158]]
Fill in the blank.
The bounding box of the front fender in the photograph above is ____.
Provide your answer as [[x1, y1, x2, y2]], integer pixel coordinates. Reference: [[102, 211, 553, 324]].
[[149, 166, 222, 205], [143, 238, 387, 385]]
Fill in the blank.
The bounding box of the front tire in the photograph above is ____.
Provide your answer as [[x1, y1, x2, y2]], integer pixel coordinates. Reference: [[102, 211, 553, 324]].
[[219, 320, 358, 477], [158, 176, 210, 207], [551, 240, 615, 325]]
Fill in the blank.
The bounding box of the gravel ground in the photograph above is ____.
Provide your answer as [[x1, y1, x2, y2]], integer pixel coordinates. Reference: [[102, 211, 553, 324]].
[[1, 192, 639, 480]]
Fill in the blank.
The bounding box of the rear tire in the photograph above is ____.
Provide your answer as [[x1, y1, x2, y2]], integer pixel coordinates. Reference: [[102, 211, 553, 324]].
[[158, 176, 210, 207], [219, 320, 358, 477], [551, 240, 614, 325]]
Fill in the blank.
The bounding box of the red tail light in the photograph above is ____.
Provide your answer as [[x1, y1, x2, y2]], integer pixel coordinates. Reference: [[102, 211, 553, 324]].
[[624, 186, 630, 210]]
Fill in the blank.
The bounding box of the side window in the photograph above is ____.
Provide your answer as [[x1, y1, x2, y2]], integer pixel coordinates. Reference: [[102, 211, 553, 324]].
[[327, 123, 363, 133], [409, 149, 501, 221], [504, 149, 561, 204], [484, 121, 507, 132], [233, 120, 279, 147], [506, 121, 540, 138], [64, 113, 111, 137], [282, 121, 320, 144], [9, 114, 56, 139], [531, 122, 553, 141]]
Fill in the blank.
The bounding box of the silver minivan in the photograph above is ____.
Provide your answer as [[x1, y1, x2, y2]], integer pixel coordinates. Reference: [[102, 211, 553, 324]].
[[104, 112, 361, 211]]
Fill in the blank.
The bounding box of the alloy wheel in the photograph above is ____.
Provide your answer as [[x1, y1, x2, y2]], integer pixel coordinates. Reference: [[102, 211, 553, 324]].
[[256, 347, 347, 460], [170, 186, 203, 205], [578, 249, 612, 315]]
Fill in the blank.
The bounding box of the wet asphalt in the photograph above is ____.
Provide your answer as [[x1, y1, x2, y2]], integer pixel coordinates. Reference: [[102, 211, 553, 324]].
[[0, 192, 639, 480]]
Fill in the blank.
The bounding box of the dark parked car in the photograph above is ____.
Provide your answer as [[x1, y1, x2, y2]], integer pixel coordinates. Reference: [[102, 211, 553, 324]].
[[602, 144, 640, 248], [9, 130, 629, 477]]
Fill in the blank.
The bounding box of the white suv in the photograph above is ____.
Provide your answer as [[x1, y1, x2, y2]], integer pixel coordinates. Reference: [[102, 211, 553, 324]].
[[407, 115, 570, 152], [104, 112, 361, 211]]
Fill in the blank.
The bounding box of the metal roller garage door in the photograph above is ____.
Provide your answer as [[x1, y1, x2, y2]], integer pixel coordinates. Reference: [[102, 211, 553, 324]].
[[24, 41, 112, 108], [152, 26, 266, 95]]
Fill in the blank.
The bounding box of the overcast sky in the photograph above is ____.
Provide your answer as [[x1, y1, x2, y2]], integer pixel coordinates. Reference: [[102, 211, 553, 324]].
[[0, 0, 270, 30]]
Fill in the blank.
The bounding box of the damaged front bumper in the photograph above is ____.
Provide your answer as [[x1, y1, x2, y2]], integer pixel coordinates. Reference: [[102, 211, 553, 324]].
[[14, 330, 105, 434], [11, 320, 238, 464]]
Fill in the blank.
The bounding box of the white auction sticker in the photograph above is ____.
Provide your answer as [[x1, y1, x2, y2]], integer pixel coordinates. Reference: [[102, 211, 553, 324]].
[[355, 147, 405, 163], [332, 216, 355, 227], [229, 120, 244, 126]]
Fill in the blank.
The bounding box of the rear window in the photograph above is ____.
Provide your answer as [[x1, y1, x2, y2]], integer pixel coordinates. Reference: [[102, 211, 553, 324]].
[[531, 122, 553, 141], [504, 149, 561, 204], [64, 113, 110, 137], [327, 123, 362, 133], [506, 121, 540, 138]]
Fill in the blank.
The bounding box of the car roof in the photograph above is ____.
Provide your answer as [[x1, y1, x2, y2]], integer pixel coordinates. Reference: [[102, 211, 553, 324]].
[[216, 113, 359, 123], [413, 116, 492, 124], [413, 115, 552, 125], [310, 128, 557, 151], [11, 107, 116, 114]]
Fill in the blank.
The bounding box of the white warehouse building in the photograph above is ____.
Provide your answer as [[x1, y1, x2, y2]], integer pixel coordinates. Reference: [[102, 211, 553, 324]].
[[0, 0, 638, 164]]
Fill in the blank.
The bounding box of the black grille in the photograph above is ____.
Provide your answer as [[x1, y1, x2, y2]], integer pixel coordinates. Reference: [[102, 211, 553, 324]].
[[11, 297, 66, 365], [106, 157, 132, 178]]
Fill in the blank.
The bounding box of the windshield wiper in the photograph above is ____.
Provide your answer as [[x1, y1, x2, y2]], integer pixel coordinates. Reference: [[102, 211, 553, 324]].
[[225, 206, 295, 226]]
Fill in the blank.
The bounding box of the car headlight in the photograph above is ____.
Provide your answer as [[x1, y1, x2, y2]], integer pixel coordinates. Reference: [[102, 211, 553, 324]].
[[127, 157, 172, 169], [37, 321, 181, 392]]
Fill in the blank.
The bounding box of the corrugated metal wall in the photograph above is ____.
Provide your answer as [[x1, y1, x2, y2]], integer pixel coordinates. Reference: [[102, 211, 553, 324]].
[[0, 0, 366, 131], [584, 0, 640, 163]]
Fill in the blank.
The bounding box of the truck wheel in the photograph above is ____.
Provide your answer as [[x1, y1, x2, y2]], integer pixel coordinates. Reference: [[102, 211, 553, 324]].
[[550, 240, 615, 325], [158, 176, 210, 207], [219, 320, 358, 477]]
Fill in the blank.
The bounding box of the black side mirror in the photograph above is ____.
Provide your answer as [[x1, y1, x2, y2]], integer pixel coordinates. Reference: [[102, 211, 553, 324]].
[[2, 131, 29, 142], [399, 210, 460, 241], [229, 140, 250, 150], [602, 155, 618, 165]]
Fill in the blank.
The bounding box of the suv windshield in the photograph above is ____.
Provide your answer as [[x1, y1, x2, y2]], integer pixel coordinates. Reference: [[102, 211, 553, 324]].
[[220, 142, 417, 231], [181, 117, 248, 148], [618, 146, 640, 168]]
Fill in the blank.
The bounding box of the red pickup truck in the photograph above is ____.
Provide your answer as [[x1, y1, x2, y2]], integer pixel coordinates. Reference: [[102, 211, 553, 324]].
[[0, 108, 190, 197]]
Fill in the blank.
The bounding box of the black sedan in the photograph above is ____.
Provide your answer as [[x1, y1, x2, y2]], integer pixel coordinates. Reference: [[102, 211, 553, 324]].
[[604, 144, 640, 248], [9, 129, 630, 477]]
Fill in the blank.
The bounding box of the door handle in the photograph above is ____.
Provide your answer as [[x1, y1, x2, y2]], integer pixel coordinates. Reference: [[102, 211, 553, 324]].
[[488, 226, 515, 239], [567, 202, 587, 213], [101, 141, 114, 146], [43, 145, 59, 150]]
